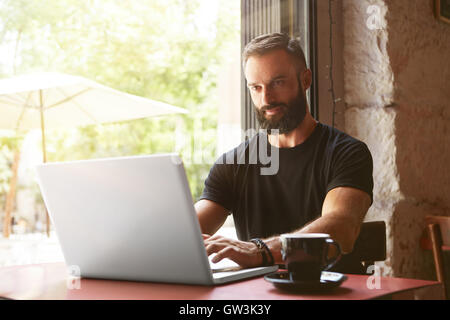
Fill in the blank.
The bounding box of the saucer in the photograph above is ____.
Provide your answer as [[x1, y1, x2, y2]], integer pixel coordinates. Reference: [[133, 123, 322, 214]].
[[264, 271, 347, 292]]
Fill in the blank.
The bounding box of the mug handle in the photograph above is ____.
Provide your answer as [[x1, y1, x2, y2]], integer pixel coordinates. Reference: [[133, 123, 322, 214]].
[[323, 238, 342, 271]]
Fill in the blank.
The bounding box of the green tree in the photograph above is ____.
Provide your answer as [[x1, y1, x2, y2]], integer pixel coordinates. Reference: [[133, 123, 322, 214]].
[[0, 0, 240, 207]]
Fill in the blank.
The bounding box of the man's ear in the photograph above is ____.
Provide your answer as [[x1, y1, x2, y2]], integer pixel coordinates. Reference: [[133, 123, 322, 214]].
[[301, 69, 312, 92]]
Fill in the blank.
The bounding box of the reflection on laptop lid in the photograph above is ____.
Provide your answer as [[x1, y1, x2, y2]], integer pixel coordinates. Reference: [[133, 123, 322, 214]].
[[35, 154, 277, 285]]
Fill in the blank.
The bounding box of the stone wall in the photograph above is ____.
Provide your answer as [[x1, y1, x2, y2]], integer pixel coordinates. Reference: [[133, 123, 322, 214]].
[[342, 0, 450, 279]]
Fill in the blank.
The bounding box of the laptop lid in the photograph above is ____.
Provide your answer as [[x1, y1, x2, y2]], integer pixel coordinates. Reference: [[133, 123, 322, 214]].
[[36, 154, 216, 285]]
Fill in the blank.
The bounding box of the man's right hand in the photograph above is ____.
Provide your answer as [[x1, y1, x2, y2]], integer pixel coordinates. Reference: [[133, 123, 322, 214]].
[[203, 234, 263, 268]]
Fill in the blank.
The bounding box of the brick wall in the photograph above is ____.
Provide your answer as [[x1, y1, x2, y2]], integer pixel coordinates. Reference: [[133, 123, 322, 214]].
[[342, 0, 450, 279]]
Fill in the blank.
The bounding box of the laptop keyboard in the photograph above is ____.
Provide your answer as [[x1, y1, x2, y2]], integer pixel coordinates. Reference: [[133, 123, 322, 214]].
[[209, 255, 242, 273]]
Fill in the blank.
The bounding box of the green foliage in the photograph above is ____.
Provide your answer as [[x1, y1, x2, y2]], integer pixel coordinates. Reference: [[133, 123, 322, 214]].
[[0, 0, 240, 205]]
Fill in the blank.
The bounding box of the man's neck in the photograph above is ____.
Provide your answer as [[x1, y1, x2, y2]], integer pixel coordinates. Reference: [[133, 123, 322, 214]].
[[268, 113, 318, 148]]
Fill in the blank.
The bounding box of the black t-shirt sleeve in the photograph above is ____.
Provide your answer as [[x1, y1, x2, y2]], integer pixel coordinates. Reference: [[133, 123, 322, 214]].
[[198, 156, 234, 212], [326, 141, 374, 203]]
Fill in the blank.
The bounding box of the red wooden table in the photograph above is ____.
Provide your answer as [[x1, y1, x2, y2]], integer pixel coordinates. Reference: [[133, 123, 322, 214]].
[[0, 262, 444, 300]]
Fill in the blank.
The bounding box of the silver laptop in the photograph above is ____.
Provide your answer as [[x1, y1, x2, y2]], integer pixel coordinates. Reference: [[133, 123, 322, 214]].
[[35, 154, 277, 285]]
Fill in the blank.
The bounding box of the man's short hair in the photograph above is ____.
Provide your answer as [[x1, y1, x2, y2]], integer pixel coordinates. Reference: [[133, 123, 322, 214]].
[[242, 33, 307, 72]]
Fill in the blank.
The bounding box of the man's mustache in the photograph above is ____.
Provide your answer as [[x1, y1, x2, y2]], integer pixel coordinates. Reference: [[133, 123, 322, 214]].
[[261, 103, 288, 112]]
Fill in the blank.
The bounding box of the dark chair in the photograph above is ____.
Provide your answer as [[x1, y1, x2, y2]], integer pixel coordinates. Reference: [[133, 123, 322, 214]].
[[331, 221, 386, 275], [353, 221, 387, 270], [420, 215, 450, 300]]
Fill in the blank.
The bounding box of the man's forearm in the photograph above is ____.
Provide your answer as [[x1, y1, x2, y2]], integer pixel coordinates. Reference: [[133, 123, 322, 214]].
[[297, 213, 361, 254], [195, 200, 229, 236], [263, 214, 361, 265]]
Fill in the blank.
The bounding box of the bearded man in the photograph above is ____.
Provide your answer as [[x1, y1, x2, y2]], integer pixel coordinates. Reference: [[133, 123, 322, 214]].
[[195, 33, 373, 274]]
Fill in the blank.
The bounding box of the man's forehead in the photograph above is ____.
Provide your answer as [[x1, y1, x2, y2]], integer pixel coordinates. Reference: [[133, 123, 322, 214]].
[[244, 49, 297, 82]]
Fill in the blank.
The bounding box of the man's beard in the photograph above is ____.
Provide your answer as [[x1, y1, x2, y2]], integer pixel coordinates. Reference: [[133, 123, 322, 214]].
[[254, 89, 307, 135]]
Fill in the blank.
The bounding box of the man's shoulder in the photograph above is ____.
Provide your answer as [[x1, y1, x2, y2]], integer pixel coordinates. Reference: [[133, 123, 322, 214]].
[[315, 124, 373, 170], [318, 123, 369, 151]]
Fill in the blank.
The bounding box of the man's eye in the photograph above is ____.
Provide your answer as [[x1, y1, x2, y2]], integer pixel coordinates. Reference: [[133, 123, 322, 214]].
[[250, 86, 261, 91], [273, 80, 284, 87]]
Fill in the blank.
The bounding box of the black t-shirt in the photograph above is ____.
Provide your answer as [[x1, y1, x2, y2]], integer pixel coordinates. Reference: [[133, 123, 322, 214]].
[[200, 122, 373, 242]]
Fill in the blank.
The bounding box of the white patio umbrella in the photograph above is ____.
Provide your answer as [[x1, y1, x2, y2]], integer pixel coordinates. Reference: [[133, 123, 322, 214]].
[[0, 72, 188, 237]]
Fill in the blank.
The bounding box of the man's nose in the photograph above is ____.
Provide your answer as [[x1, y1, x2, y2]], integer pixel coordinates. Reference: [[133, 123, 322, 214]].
[[261, 87, 275, 106]]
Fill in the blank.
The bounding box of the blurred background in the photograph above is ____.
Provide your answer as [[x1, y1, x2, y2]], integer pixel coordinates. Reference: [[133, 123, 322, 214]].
[[0, 0, 241, 264]]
